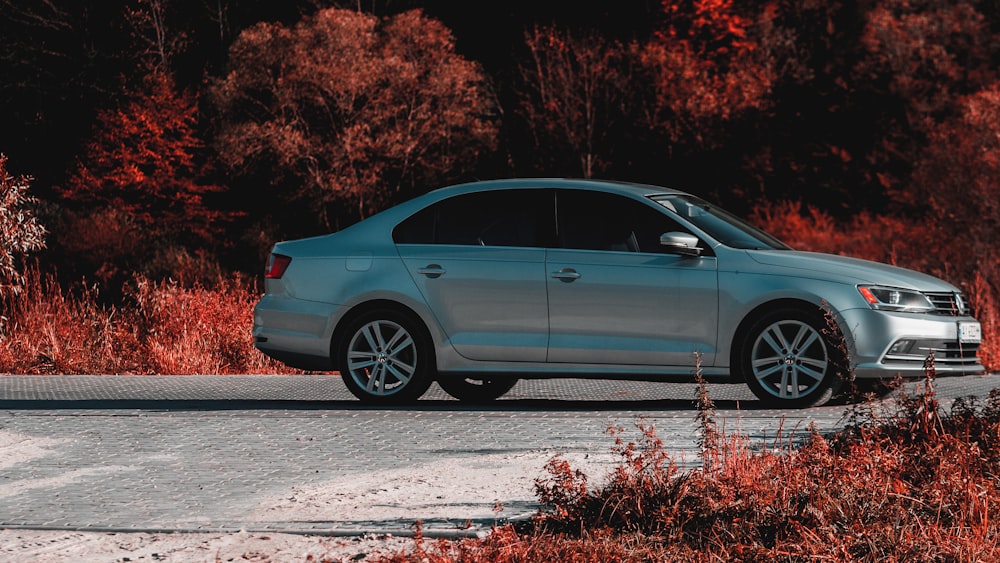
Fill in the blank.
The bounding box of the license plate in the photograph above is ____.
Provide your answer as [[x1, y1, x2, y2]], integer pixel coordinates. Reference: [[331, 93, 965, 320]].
[[959, 322, 982, 344]]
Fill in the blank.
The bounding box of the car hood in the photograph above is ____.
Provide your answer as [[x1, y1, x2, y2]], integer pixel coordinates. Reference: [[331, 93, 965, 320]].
[[746, 250, 959, 292]]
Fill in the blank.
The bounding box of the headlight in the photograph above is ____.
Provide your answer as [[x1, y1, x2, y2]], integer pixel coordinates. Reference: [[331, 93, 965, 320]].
[[858, 286, 935, 312]]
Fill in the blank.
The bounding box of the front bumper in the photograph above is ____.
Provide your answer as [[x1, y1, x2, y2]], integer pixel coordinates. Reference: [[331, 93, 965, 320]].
[[840, 307, 984, 379]]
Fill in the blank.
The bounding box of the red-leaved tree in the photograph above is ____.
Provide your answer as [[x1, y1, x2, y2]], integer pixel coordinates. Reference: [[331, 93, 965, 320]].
[[59, 71, 222, 281], [515, 26, 633, 179], [909, 85, 1000, 281], [211, 8, 498, 227], [858, 0, 993, 121], [853, 0, 996, 200], [639, 0, 775, 145]]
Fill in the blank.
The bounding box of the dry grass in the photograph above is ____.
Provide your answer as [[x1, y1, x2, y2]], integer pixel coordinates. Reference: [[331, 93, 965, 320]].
[[0, 268, 301, 375], [381, 367, 1000, 562]]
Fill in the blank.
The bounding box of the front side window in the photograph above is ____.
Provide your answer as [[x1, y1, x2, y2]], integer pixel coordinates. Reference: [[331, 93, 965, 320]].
[[652, 194, 790, 250], [556, 189, 693, 253], [393, 189, 549, 247]]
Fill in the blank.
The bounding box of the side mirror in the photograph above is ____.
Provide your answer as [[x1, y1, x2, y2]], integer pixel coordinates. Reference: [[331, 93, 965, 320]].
[[660, 232, 702, 257]]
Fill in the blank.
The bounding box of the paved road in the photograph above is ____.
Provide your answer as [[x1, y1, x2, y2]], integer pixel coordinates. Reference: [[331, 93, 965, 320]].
[[1, 374, 998, 537]]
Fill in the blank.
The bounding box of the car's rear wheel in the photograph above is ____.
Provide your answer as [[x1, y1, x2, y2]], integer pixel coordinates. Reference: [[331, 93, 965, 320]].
[[337, 308, 433, 404], [741, 308, 845, 408], [437, 377, 518, 403]]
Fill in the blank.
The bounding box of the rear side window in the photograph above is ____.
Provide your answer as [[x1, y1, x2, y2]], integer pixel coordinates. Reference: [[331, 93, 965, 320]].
[[393, 189, 550, 247]]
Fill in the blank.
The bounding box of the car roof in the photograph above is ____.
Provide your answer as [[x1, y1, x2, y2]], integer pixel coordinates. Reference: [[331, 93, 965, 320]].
[[430, 178, 689, 200]]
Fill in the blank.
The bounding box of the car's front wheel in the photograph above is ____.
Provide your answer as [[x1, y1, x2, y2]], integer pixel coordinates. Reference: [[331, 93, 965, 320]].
[[740, 308, 846, 408], [336, 308, 433, 404], [437, 377, 518, 403]]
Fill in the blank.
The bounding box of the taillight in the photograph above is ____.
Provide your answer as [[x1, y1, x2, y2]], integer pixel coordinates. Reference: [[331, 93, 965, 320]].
[[265, 253, 292, 279]]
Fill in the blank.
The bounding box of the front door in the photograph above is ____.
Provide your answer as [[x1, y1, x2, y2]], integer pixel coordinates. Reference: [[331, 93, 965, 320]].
[[545, 189, 719, 366]]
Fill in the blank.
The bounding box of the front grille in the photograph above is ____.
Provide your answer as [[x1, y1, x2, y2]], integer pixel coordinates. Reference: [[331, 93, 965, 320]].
[[925, 292, 968, 316]]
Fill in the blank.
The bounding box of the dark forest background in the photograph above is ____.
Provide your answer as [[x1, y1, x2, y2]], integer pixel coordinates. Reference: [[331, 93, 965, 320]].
[[1, 0, 999, 374], [2, 0, 998, 299]]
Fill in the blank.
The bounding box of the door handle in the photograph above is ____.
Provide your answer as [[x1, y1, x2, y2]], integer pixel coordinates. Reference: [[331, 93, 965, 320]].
[[416, 264, 446, 278], [551, 268, 581, 282]]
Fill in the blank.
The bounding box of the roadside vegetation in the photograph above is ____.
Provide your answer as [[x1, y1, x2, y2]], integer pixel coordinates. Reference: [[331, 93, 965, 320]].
[[379, 365, 1000, 561], [0, 266, 298, 375]]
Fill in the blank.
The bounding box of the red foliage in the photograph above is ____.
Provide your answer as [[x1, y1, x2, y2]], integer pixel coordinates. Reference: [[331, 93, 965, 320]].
[[639, 1, 773, 143], [858, 0, 993, 119], [60, 71, 222, 244], [0, 268, 299, 375], [657, 0, 755, 61], [211, 8, 498, 223], [908, 86, 1000, 273]]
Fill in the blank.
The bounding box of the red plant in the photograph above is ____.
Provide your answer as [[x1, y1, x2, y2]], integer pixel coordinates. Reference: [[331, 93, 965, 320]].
[[0, 267, 301, 375], [639, 0, 773, 143], [57, 71, 224, 282], [211, 7, 498, 224], [61, 71, 222, 242]]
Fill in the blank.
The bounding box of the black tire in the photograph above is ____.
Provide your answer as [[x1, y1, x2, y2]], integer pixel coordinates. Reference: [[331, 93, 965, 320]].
[[739, 308, 846, 408], [438, 377, 518, 403], [336, 308, 434, 404]]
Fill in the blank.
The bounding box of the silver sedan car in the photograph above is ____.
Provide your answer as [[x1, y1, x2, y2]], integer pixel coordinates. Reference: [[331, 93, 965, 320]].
[[253, 178, 984, 407]]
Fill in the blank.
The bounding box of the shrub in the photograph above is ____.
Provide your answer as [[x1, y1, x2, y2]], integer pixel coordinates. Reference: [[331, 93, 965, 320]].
[[0, 267, 300, 375], [126, 274, 290, 374], [212, 7, 498, 226], [0, 154, 47, 307], [0, 269, 128, 373]]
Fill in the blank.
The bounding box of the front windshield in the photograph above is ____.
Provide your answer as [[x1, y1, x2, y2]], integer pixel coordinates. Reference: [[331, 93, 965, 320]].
[[651, 194, 791, 250]]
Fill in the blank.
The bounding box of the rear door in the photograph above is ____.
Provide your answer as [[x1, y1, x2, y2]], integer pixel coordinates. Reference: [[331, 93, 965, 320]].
[[546, 189, 719, 366], [394, 189, 553, 362]]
